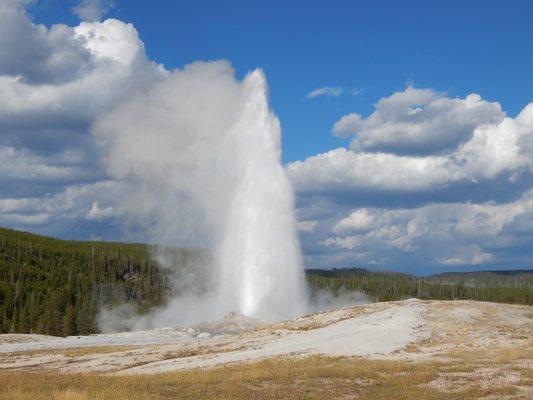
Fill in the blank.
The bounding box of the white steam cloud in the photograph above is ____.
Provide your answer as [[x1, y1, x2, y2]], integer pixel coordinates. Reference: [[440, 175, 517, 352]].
[[94, 61, 307, 328]]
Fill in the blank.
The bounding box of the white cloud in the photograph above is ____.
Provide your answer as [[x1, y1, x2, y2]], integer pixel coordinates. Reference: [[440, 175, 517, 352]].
[[85, 201, 115, 221], [0, 1, 93, 85], [73, 0, 114, 22], [298, 220, 318, 233], [0, 180, 123, 229], [320, 190, 532, 267], [333, 208, 375, 234], [288, 102, 533, 195], [457, 103, 533, 179], [332, 113, 362, 138], [306, 86, 343, 99], [323, 235, 363, 250], [0, 213, 52, 226], [0, 146, 93, 183], [333, 87, 505, 154], [0, 0, 165, 203], [0, 18, 163, 128], [437, 246, 493, 266], [288, 147, 462, 193], [305, 86, 363, 100]]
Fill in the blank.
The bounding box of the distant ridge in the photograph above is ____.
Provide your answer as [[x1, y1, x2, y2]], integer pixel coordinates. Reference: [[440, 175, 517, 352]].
[[431, 269, 533, 277], [305, 267, 533, 278]]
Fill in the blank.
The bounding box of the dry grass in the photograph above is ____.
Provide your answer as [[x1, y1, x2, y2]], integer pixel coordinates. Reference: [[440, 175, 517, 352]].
[[1, 355, 530, 400], [0, 345, 143, 361], [446, 344, 533, 365]]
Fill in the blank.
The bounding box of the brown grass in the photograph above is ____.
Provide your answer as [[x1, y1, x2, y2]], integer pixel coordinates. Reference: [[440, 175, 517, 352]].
[[1, 355, 530, 400], [446, 344, 533, 365], [0, 345, 143, 360]]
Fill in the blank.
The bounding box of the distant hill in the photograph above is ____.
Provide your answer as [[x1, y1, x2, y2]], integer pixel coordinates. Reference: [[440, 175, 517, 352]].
[[0, 227, 531, 336], [430, 269, 533, 279], [305, 267, 532, 305], [442, 269, 532, 275], [307, 267, 533, 285], [0, 227, 200, 336]]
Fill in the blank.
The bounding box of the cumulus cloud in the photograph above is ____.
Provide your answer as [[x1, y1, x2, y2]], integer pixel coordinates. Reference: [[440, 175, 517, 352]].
[[73, 0, 114, 22], [85, 201, 115, 221], [319, 190, 532, 269], [333, 208, 375, 233], [0, 18, 163, 130], [0, 1, 164, 201], [0, 146, 91, 183], [437, 246, 493, 266], [0, 0, 93, 85], [333, 86, 505, 155], [288, 147, 461, 194], [0, 2, 166, 241], [290, 90, 532, 271], [0, 180, 125, 236], [0, 1, 163, 127], [288, 103, 533, 196], [332, 113, 362, 138]]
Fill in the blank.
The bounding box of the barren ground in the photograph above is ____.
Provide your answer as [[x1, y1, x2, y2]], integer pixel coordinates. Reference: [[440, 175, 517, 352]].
[[1, 299, 531, 399]]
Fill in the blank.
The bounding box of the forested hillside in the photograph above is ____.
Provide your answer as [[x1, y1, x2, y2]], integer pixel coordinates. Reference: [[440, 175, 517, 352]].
[[306, 268, 533, 305], [1, 227, 531, 337], [0, 228, 199, 336]]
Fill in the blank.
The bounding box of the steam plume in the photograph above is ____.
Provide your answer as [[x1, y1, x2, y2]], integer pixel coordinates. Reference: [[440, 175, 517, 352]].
[[94, 61, 307, 328]]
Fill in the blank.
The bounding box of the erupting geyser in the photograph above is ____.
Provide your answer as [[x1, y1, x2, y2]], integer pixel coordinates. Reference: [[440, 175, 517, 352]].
[[95, 61, 307, 327], [215, 70, 306, 320]]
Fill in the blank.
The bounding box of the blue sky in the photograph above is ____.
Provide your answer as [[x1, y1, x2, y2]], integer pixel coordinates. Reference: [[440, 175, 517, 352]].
[[0, 0, 532, 274]]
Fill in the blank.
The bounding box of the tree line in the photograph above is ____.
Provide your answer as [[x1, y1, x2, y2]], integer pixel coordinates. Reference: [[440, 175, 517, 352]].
[[1, 227, 531, 337], [306, 268, 533, 305], [0, 227, 184, 336]]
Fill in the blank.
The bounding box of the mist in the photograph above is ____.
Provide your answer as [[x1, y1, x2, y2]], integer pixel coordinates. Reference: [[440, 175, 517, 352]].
[[94, 61, 307, 330], [308, 289, 370, 313]]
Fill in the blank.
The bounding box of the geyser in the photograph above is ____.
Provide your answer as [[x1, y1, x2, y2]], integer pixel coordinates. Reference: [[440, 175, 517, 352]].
[[94, 61, 307, 327], [215, 70, 305, 320]]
